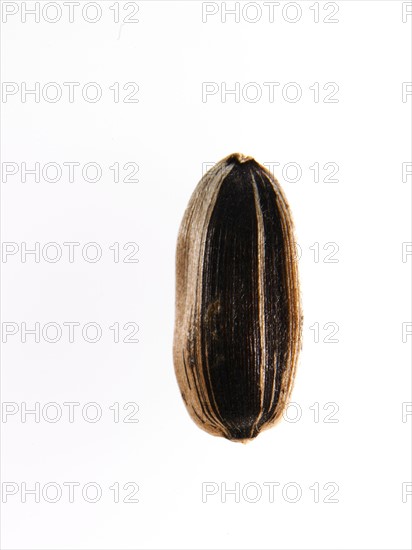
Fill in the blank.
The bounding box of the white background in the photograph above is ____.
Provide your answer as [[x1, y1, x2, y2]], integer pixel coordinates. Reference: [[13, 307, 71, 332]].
[[0, 1, 411, 549]]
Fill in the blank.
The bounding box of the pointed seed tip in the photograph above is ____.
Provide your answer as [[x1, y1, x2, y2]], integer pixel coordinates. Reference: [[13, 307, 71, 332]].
[[229, 152, 255, 164]]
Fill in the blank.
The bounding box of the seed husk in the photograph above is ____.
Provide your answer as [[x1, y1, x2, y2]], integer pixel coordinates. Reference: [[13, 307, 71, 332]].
[[173, 153, 302, 442]]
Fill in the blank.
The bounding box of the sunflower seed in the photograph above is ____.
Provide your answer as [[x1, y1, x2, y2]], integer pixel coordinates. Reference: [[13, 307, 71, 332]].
[[173, 153, 302, 442]]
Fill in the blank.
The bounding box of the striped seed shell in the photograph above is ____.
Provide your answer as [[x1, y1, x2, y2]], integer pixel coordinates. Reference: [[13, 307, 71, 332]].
[[173, 153, 302, 442]]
